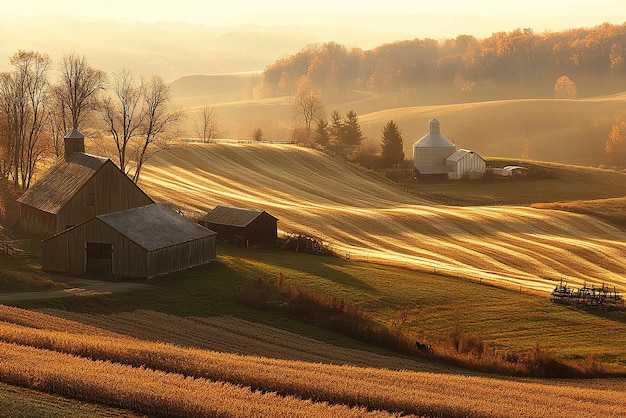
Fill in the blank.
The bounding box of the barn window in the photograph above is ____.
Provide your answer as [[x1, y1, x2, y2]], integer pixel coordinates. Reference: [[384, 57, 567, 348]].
[[86, 192, 95, 206]]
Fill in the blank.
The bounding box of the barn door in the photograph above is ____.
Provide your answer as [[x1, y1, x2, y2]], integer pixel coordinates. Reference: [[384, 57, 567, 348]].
[[86, 242, 113, 274]]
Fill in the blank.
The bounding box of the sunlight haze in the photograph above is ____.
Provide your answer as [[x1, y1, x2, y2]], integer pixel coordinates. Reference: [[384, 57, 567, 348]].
[[2, 1, 626, 79]]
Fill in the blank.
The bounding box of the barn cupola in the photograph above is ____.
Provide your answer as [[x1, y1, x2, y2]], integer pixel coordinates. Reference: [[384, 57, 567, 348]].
[[429, 118, 441, 134], [64, 129, 85, 160]]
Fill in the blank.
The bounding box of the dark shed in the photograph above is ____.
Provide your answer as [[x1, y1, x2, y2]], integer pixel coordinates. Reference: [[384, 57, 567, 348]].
[[17, 130, 153, 235], [42, 204, 217, 279], [198, 205, 278, 247]]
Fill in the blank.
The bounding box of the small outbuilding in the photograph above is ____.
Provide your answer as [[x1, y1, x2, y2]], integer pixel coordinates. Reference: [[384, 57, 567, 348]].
[[17, 130, 153, 235], [492, 165, 529, 177], [198, 205, 278, 247], [446, 149, 486, 180], [42, 204, 217, 279]]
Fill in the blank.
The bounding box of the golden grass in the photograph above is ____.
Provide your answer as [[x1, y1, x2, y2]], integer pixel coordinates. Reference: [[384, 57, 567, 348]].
[[1, 306, 626, 417], [182, 90, 626, 166], [138, 143, 626, 293]]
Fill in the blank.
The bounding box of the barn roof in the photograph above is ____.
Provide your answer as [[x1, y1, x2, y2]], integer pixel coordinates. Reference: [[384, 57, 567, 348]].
[[446, 149, 485, 163], [17, 153, 108, 214], [415, 133, 456, 148], [97, 204, 216, 251], [199, 205, 278, 227], [414, 118, 455, 149]]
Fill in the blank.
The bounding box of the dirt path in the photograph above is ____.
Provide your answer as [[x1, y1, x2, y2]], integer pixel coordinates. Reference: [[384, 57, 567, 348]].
[[0, 278, 149, 301]]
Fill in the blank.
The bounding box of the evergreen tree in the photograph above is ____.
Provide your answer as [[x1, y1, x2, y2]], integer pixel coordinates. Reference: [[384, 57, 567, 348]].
[[380, 119, 405, 167], [327, 110, 345, 154], [343, 110, 364, 147], [313, 117, 330, 148]]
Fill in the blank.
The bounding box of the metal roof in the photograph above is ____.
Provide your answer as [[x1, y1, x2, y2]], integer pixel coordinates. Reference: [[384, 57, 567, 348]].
[[97, 204, 216, 251], [199, 205, 277, 227], [414, 118, 456, 148], [446, 149, 484, 163], [17, 153, 108, 214], [414, 133, 456, 148], [64, 129, 85, 139]]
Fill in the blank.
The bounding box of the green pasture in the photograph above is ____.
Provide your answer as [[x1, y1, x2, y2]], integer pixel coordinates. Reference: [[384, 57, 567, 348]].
[[400, 159, 626, 206], [5, 243, 626, 370]]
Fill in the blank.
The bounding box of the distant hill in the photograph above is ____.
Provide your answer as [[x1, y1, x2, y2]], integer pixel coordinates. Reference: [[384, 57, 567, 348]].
[[139, 143, 626, 293], [172, 81, 626, 166], [170, 73, 261, 108]]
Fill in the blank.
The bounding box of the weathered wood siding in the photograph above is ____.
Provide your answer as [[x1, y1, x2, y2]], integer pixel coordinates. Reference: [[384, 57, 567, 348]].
[[20, 205, 56, 235], [146, 238, 216, 278], [200, 212, 277, 247], [42, 218, 216, 279], [56, 161, 153, 233]]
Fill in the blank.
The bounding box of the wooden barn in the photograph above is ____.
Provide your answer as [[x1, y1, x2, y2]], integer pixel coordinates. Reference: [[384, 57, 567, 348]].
[[17, 129, 153, 235], [198, 205, 278, 247], [42, 204, 217, 279]]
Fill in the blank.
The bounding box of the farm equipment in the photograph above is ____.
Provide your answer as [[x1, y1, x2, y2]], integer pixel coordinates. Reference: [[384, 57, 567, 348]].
[[550, 280, 623, 309]]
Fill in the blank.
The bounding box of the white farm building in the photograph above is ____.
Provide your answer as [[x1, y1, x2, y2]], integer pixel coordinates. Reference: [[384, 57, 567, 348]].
[[447, 149, 486, 180], [413, 119, 485, 180]]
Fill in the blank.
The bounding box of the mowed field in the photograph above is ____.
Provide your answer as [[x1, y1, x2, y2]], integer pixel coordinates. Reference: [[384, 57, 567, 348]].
[[1, 304, 626, 417], [174, 73, 626, 166], [139, 143, 626, 294]]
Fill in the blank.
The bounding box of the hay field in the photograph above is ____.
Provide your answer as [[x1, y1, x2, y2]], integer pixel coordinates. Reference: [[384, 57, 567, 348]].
[[1, 305, 625, 417], [175, 74, 626, 166], [139, 143, 626, 293]]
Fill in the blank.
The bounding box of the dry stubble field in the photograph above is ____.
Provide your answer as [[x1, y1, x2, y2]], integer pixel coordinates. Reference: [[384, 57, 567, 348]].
[[1, 305, 625, 417], [140, 143, 626, 294]]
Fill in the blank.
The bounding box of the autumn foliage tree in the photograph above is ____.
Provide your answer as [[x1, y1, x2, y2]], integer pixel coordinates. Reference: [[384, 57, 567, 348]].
[[553, 75, 577, 98], [606, 121, 626, 166], [263, 23, 626, 99]]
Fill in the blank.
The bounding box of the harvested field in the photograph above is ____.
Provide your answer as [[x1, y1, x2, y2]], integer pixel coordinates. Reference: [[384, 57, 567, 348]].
[[139, 143, 626, 293], [1, 306, 625, 418]]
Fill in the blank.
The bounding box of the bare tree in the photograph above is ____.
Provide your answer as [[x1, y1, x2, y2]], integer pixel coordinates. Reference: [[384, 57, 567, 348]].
[[99, 69, 145, 175], [292, 76, 324, 144], [0, 51, 51, 188], [56, 53, 107, 131], [252, 128, 263, 142], [195, 105, 220, 142], [132, 76, 182, 183]]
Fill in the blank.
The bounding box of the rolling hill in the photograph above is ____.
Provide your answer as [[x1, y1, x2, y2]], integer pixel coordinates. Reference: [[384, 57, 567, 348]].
[[172, 73, 626, 167], [139, 143, 626, 294]]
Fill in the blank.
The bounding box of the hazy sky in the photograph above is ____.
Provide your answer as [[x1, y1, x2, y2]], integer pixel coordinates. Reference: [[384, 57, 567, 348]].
[[3, 1, 626, 79], [5, 1, 626, 38]]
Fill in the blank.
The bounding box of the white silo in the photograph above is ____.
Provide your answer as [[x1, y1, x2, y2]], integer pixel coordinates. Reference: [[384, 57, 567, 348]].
[[413, 119, 456, 176]]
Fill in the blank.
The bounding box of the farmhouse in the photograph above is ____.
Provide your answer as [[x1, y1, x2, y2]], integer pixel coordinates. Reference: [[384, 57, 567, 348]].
[[413, 119, 486, 180], [17, 130, 153, 234], [42, 204, 217, 279], [199, 205, 278, 247]]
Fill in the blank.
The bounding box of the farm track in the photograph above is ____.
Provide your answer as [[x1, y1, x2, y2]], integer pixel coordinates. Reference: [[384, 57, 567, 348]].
[[140, 143, 626, 293]]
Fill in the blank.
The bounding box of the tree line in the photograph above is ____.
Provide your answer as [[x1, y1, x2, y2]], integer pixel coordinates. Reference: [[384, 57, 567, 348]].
[[0, 51, 181, 189], [261, 23, 626, 99]]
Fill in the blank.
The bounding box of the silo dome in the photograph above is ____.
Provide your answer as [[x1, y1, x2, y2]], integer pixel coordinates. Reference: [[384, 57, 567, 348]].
[[413, 119, 456, 175]]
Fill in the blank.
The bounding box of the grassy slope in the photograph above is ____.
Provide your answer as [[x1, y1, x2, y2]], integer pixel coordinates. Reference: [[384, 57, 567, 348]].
[[173, 74, 626, 167], [138, 143, 626, 293], [3, 243, 626, 415], [0, 381, 143, 418], [403, 159, 626, 206], [358, 95, 626, 166]]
